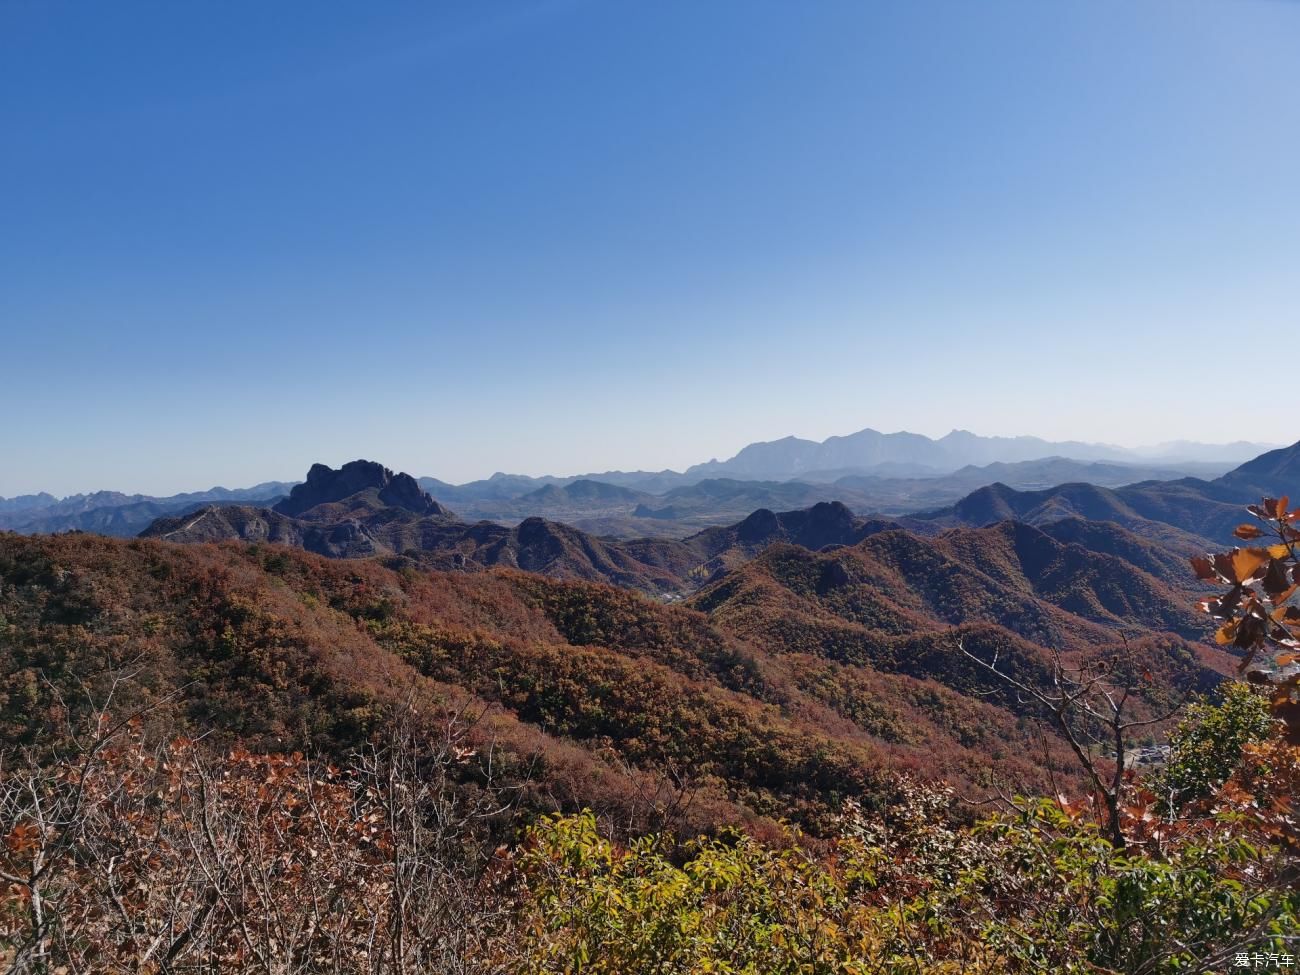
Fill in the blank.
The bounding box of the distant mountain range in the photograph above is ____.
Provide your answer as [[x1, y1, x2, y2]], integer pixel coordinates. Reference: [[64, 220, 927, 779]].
[[905, 440, 1300, 554], [0, 482, 295, 536], [0, 428, 1284, 540], [142, 461, 784, 592], [684, 429, 1276, 480], [410, 457, 1251, 539], [132, 461, 1236, 704]]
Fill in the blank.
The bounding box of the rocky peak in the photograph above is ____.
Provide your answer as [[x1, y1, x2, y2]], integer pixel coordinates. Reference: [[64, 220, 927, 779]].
[[274, 460, 451, 518]]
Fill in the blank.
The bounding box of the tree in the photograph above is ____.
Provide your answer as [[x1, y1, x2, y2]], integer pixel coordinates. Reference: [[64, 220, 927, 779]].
[[959, 641, 1184, 849], [1154, 681, 1273, 814], [1192, 495, 1300, 742]]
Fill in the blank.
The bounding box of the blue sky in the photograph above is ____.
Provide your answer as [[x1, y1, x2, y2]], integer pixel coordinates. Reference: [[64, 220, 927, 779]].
[[2, 0, 1297, 496]]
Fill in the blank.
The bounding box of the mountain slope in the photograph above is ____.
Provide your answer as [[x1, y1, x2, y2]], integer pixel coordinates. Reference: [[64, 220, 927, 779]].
[[1213, 440, 1300, 498], [909, 438, 1300, 548], [0, 531, 1102, 834], [688, 527, 1229, 714], [910, 480, 1229, 553]]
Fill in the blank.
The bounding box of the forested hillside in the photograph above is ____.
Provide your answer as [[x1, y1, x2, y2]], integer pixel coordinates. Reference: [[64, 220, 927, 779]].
[[0, 532, 1067, 835]]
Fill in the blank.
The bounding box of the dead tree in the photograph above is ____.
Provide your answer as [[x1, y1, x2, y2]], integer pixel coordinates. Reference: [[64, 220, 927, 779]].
[[960, 641, 1186, 849]]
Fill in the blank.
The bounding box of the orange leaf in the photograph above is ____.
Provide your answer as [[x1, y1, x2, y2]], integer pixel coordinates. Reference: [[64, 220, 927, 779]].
[[1269, 584, 1300, 609], [1232, 548, 1270, 583]]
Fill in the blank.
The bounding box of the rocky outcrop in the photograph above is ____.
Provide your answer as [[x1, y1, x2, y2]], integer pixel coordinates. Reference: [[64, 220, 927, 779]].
[[273, 461, 453, 518]]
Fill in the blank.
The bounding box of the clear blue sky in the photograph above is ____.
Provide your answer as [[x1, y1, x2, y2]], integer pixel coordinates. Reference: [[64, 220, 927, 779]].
[[2, 0, 1297, 496]]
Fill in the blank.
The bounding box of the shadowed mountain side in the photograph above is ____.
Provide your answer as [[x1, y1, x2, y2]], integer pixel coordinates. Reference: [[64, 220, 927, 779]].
[[929, 522, 1207, 636], [1036, 517, 1200, 588], [683, 501, 899, 576], [909, 439, 1300, 548], [144, 504, 398, 558], [404, 518, 700, 591], [1213, 440, 1300, 498], [142, 505, 698, 591], [143, 476, 901, 592], [906, 481, 1224, 553]]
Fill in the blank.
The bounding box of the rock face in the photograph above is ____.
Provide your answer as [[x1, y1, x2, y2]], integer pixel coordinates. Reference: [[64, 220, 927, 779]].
[[273, 461, 452, 518]]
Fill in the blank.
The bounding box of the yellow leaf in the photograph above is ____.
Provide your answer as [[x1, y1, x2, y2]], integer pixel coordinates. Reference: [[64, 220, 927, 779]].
[[1232, 548, 1269, 582]]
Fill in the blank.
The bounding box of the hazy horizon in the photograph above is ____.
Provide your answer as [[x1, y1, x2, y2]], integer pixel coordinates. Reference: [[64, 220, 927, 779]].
[[3, 0, 1298, 495], [0, 424, 1285, 499]]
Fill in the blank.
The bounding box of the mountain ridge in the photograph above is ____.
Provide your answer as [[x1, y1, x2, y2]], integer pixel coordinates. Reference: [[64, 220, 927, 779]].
[[4, 433, 1278, 539], [685, 428, 1276, 481], [910, 438, 1300, 548]]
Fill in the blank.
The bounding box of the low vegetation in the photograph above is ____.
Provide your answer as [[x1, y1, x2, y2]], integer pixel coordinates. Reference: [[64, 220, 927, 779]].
[[0, 691, 1294, 973]]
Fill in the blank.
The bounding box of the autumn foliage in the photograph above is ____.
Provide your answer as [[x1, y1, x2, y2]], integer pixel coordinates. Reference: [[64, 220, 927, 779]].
[[0, 709, 515, 973], [1193, 495, 1300, 741], [0, 708, 1294, 973]]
